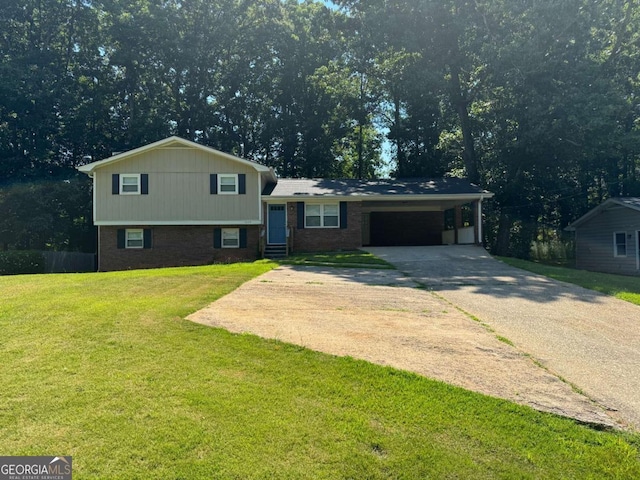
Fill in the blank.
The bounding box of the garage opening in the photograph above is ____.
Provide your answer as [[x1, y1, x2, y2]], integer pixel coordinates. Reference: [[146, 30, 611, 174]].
[[367, 211, 443, 246], [361, 202, 477, 247]]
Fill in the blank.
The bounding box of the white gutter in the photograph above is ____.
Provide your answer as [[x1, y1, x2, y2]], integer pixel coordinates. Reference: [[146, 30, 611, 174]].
[[264, 193, 494, 202]]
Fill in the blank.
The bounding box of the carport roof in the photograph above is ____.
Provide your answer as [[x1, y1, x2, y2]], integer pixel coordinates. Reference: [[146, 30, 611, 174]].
[[264, 177, 493, 199]]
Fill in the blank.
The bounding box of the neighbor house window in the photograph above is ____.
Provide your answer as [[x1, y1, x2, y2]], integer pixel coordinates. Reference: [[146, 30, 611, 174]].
[[125, 229, 144, 249], [120, 174, 141, 194], [614, 232, 627, 257], [218, 174, 238, 194], [222, 228, 239, 248], [305, 204, 339, 228]]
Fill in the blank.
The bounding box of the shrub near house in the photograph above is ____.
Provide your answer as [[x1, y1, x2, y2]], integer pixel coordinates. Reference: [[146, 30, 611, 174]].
[[0, 251, 45, 275]]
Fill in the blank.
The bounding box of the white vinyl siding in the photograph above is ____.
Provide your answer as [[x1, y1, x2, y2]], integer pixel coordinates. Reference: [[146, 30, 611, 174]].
[[305, 204, 339, 228], [95, 147, 261, 224]]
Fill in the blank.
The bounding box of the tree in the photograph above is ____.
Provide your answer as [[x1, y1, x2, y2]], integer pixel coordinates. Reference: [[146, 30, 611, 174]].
[[1, 0, 638, 257], [0, 175, 94, 252]]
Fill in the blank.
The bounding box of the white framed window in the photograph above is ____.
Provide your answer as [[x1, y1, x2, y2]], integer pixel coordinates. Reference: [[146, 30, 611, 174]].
[[614, 232, 627, 257], [218, 174, 238, 194], [126, 229, 144, 249], [305, 204, 339, 228], [120, 174, 141, 194], [222, 228, 240, 248]]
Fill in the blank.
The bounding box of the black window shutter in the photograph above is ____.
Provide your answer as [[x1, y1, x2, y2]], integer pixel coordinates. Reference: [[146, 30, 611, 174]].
[[213, 228, 221, 248], [239, 228, 247, 248], [210, 174, 218, 194], [238, 174, 246, 194], [112, 174, 120, 195], [117, 229, 125, 248], [297, 202, 305, 229], [143, 229, 152, 248], [340, 202, 348, 229], [141, 174, 149, 195]]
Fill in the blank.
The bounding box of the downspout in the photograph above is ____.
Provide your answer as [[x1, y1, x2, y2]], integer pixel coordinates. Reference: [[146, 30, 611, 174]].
[[92, 172, 100, 271], [97, 226, 101, 272]]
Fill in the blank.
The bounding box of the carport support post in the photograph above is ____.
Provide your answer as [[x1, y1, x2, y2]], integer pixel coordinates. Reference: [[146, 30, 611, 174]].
[[476, 198, 483, 245], [454, 206, 463, 244]]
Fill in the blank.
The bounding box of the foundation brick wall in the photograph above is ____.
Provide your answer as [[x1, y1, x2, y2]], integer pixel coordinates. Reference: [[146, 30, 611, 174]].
[[288, 201, 362, 252], [99, 225, 259, 271]]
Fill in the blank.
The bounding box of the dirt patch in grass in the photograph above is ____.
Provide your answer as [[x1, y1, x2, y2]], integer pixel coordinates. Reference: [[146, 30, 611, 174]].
[[188, 265, 619, 429]]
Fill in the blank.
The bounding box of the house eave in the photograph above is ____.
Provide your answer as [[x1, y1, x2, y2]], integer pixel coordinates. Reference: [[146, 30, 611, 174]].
[[95, 220, 263, 226], [565, 198, 640, 231], [76, 136, 273, 176], [264, 193, 493, 202]]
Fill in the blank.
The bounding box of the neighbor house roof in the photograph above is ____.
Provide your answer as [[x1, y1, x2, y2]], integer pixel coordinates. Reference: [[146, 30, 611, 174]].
[[263, 177, 493, 200], [77, 136, 276, 181], [565, 197, 640, 231]]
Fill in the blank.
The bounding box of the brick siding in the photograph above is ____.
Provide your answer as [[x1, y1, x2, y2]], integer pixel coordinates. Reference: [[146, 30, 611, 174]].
[[288, 201, 362, 252], [99, 225, 259, 271]]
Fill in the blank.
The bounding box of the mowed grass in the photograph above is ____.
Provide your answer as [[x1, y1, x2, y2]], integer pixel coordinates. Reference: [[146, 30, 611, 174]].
[[499, 257, 640, 306], [282, 250, 393, 268], [1, 263, 639, 479]]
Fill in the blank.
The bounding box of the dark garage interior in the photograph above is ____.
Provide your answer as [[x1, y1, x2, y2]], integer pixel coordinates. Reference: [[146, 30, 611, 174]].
[[368, 211, 444, 246]]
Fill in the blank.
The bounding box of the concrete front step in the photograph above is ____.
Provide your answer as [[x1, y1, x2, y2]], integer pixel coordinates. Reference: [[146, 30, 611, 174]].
[[264, 245, 287, 259]]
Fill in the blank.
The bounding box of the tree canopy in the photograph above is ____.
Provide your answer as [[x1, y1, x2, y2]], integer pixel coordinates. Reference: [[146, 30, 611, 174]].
[[1, 0, 638, 255]]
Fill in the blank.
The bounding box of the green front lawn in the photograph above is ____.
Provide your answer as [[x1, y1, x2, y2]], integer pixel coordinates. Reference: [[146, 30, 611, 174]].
[[282, 250, 393, 268], [1, 263, 639, 478], [499, 257, 640, 306]]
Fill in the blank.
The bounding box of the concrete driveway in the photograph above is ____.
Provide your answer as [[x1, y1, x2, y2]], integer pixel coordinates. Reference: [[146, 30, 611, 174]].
[[189, 260, 618, 429], [366, 246, 640, 430]]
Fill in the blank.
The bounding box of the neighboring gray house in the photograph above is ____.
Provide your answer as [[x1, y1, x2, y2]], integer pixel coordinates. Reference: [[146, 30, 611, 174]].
[[566, 197, 640, 276], [78, 136, 494, 271]]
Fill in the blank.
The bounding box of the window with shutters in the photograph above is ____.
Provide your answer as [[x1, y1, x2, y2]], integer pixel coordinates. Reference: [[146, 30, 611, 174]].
[[125, 229, 144, 248], [218, 174, 238, 194], [222, 228, 240, 248], [305, 204, 339, 228], [120, 174, 141, 194]]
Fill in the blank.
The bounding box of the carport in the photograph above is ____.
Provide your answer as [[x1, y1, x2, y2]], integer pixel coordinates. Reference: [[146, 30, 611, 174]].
[[263, 177, 493, 251], [361, 195, 490, 247]]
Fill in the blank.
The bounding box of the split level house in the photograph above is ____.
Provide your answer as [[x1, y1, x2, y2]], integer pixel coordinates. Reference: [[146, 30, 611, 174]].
[[78, 136, 494, 271], [566, 197, 640, 276]]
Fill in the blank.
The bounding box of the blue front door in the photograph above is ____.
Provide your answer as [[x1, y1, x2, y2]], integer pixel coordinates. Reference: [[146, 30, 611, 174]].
[[268, 204, 287, 244]]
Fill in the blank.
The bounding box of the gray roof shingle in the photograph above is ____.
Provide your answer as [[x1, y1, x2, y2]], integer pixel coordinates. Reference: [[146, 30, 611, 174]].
[[615, 197, 640, 210], [264, 177, 491, 197]]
